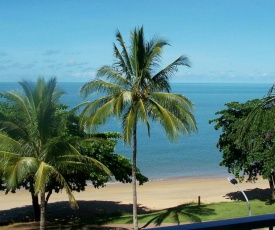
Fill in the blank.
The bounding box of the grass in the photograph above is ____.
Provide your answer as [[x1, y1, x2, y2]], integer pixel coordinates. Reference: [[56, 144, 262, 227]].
[[102, 200, 275, 227], [1, 199, 275, 229]]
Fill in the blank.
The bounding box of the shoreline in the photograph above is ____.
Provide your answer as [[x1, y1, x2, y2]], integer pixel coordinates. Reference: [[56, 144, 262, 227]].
[[105, 173, 233, 184], [147, 173, 232, 181], [0, 176, 270, 212]]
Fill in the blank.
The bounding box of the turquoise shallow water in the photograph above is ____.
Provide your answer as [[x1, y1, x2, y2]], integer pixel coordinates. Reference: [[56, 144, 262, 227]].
[[0, 82, 271, 179]]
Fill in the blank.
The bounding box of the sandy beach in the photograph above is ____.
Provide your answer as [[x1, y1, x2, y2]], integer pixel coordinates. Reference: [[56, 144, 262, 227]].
[[0, 176, 270, 212]]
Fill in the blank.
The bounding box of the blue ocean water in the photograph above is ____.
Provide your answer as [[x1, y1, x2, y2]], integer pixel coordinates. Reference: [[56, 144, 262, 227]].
[[0, 82, 272, 179]]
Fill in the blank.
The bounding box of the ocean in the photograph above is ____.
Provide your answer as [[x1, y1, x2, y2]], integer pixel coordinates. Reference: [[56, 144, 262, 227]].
[[0, 82, 272, 180]]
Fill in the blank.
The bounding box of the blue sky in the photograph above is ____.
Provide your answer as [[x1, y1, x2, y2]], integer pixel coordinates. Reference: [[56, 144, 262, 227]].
[[0, 0, 275, 83]]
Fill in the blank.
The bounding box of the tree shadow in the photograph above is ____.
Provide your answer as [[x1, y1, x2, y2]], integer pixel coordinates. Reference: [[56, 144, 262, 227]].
[[139, 203, 216, 228], [224, 188, 271, 202], [0, 200, 149, 227]]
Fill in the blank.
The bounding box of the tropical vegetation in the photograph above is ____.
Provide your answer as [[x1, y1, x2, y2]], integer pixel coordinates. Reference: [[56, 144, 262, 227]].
[[0, 78, 111, 229], [78, 26, 197, 230], [210, 84, 275, 199], [0, 78, 147, 229]]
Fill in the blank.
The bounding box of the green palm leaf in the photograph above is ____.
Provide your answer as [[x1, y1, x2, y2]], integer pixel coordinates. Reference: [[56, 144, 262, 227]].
[[34, 161, 78, 209], [0, 133, 22, 152], [3, 156, 38, 189], [80, 78, 122, 98], [115, 30, 133, 79], [122, 106, 136, 144]]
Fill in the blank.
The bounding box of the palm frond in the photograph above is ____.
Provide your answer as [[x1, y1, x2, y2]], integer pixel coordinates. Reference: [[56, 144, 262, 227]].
[[19, 79, 35, 109], [0, 150, 21, 163], [80, 79, 121, 98], [42, 138, 112, 176], [146, 94, 197, 141], [3, 156, 39, 189], [146, 36, 169, 70], [122, 107, 136, 144], [1, 91, 33, 122], [97, 67, 130, 88], [42, 139, 79, 163], [136, 99, 150, 136], [115, 30, 133, 79], [0, 120, 29, 141], [113, 91, 132, 116], [80, 96, 117, 128], [151, 92, 194, 112], [47, 78, 65, 102], [131, 26, 146, 78], [34, 161, 78, 209], [151, 56, 190, 92], [149, 101, 180, 140], [113, 45, 133, 82], [0, 133, 22, 152], [58, 153, 112, 176]]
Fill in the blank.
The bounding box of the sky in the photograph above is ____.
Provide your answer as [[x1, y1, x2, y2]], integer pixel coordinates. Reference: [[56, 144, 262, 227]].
[[1, 0, 275, 83]]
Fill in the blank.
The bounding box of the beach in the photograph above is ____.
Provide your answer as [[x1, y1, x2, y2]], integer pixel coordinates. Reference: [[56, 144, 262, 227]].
[[0, 176, 270, 212]]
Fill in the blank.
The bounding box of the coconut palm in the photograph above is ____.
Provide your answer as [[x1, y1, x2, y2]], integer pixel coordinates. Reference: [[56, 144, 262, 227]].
[[78, 27, 197, 230], [0, 77, 110, 230]]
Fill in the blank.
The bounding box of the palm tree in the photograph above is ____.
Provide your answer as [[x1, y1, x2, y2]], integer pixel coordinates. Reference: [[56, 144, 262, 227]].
[[0, 77, 110, 230], [79, 26, 197, 230]]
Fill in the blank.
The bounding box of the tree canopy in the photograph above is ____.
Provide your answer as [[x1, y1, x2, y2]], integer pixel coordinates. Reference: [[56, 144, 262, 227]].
[[210, 85, 275, 198]]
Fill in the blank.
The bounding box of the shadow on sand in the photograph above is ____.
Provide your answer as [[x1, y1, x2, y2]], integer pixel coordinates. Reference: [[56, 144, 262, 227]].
[[0, 200, 148, 227], [0, 200, 218, 229], [1, 189, 273, 229]]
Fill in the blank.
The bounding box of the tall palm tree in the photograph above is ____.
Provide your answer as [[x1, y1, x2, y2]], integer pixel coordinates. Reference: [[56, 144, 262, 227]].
[[79, 26, 197, 230], [0, 77, 110, 230]]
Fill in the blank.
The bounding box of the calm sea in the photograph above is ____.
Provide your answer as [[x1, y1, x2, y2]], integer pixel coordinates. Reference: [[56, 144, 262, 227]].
[[0, 82, 272, 180]]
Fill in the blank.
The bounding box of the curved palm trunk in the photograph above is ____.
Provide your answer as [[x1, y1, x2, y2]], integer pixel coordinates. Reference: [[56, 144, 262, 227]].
[[132, 125, 138, 230], [40, 189, 46, 230]]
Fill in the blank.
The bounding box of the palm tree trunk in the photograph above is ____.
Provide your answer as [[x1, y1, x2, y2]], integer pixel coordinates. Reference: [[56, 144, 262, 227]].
[[45, 189, 52, 209], [132, 126, 138, 230], [30, 180, 40, 221], [31, 193, 40, 221], [269, 173, 275, 200], [40, 189, 46, 230]]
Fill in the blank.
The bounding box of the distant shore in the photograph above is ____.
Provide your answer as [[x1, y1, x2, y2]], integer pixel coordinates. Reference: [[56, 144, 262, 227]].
[[0, 176, 270, 212]]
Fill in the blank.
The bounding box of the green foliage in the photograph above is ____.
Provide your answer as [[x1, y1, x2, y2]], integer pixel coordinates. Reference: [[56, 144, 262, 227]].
[[210, 95, 275, 182], [78, 26, 197, 230], [83, 133, 148, 186], [0, 78, 94, 227], [0, 78, 148, 228], [0, 85, 148, 196], [57, 111, 148, 189], [78, 26, 197, 144]]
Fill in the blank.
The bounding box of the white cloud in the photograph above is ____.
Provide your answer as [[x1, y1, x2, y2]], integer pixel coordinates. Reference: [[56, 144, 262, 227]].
[[66, 60, 78, 67], [71, 71, 96, 80]]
